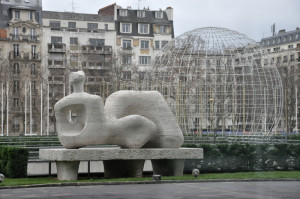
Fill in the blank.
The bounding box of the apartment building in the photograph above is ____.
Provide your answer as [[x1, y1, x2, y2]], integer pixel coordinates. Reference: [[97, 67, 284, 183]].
[[261, 28, 300, 132], [0, 0, 43, 136], [99, 3, 174, 82]]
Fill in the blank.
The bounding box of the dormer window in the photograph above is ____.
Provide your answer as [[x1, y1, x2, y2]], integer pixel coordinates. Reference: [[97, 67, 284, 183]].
[[155, 11, 163, 19], [137, 10, 145, 18], [119, 9, 128, 16], [27, 11, 33, 20], [15, 10, 20, 19]]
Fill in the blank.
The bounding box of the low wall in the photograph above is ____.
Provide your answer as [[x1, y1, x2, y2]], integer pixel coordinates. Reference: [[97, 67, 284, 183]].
[[27, 160, 153, 176]]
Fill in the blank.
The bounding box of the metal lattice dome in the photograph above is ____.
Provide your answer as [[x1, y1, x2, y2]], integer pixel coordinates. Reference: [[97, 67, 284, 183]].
[[144, 27, 283, 135]]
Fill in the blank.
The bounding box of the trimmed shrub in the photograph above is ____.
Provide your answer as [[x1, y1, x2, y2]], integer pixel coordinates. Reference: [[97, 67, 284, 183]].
[[0, 146, 29, 178]]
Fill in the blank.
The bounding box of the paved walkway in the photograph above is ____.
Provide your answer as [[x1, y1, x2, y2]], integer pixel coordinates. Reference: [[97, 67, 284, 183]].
[[1, 181, 300, 199]]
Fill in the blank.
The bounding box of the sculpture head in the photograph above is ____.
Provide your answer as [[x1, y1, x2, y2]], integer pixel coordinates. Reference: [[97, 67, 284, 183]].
[[69, 71, 85, 93]]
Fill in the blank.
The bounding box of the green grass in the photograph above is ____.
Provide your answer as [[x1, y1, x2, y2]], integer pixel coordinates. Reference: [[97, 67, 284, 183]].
[[1, 171, 300, 187]]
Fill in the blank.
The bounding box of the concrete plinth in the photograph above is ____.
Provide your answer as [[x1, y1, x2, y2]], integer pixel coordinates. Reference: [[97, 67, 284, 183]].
[[39, 148, 203, 181], [103, 160, 144, 178], [56, 161, 80, 181]]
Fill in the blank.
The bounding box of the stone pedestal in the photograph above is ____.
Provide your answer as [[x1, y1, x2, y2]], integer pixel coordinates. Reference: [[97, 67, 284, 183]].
[[103, 160, 144, 178], [39, 148, 203, 181], [152, 159, 184, 176], [56, 161, 80, 181]]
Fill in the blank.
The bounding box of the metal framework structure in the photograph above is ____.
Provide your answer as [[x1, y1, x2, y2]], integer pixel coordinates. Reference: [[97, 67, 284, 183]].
[[143, 27, 284, 136]]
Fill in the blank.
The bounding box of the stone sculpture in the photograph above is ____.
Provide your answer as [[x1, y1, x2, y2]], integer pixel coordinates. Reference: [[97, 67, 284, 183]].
[[55, 71, 184, 149]]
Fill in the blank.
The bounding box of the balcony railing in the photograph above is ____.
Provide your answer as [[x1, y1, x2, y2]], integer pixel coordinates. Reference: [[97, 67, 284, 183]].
[[82, 45, 112, 54], [48, 59, 66, 68], [48, 43, 66, 53], [9, 51, 40, 60]]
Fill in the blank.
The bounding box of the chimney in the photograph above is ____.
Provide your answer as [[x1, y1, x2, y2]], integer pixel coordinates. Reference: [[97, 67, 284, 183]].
[[98, 3, 116, 16], [165, 7, 173, 21], [278, 29, 286, 34]]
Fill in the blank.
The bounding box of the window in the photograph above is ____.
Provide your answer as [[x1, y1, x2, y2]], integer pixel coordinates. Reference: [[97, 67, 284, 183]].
[[283, 56, 288, 62], [139, 56, 151, 65], [141, 40, 149, 49], [89, 38, 104, 46], [296, 33, 299, 39], [13, 80, 19, 93], [121, 23, 131, 33], [51, 36, 62, 43], [216, 59, 221, 66], [159, 25, 166, 33], [277, 57, 281, 63], [122, 39, 132, 49], [32, 98, 36, 107], [31, 63, 36, 75], [291, 54, 295, 61], [139, 72, 146, 80], [70, 55, 78, 61], [15, 10, 20, 19], [31, 45, 36, 58], [288, 44, 293, 49], [139, 24, 149, 34], [70, 37, 78, 45], [68, 22, 76, 29], [119, 9, 127, 16], [30, 28, 36, 40], [161, 41, 168, 48], [267, 49, 271, 53], [13, 63, 19, 74], [155, 41, 160, 49], [87, 23, 98, 29], [50, 21, 61, 28], [137, 10, 145, 18], [13, 27, 19, 39], [104, 24, 108, 30], [227, 59, 232, 66], [273, 47, 280, 52], [123, 55, 131, 65], [32, 81, 36, 91], [12, 117, 19, 131], [155, 11, 163, 19], [264, 59, 268, 65], [13, 44, 19, 57], [27, 11, 32, 20], [13, 98, 19, 107], [123, 71, 131, 80]]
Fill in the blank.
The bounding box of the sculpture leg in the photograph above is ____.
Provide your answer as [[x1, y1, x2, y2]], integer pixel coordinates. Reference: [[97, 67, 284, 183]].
[[151, 159, 184, 176], [56, 161, 80, 181], [103, 160, 145, 178]]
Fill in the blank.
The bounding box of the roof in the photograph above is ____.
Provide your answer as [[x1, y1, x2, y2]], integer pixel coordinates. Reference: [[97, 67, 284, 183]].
[[117, 9, 172, 24], [42, 11, 114, 22], [261, 29, 300, 47]]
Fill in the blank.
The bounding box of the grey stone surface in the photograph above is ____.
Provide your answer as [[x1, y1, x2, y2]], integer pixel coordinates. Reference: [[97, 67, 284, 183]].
[[39, 148, 203, 161], [56, 161, 80, 181]]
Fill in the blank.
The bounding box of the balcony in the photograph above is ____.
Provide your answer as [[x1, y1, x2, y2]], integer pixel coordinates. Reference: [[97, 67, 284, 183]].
[[10, 34, 39, 42], [122, 47, 133, 54], [48, 43, 66, 53], [48, 59, 66, 69], [48, 76, 65, 84], [82, 45, 112, 54], [9, 51, 41, 61]]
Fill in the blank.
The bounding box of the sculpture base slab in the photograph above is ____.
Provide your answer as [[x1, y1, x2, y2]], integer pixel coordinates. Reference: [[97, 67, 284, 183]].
[[39, 148, 203, 181]]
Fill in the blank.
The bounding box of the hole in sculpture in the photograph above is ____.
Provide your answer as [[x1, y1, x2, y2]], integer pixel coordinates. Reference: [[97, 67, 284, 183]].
[[69, 110, 78, 124]]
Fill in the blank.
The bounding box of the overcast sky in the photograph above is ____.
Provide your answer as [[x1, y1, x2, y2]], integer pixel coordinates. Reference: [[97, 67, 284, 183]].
[[43, 0, 300, 42]]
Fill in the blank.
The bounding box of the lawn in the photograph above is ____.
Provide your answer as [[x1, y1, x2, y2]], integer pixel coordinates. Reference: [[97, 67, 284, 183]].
[[1, 171, 300, 187]]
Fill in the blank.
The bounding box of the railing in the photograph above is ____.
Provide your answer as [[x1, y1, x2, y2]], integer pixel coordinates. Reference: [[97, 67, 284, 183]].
[[48, 43, 66, 53], [9, 51, 41, 60]]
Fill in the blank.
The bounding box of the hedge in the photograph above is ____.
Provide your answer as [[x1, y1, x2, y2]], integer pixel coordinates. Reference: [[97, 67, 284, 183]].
[[183, 143, 300, 173], [0, 146, 29, 178]]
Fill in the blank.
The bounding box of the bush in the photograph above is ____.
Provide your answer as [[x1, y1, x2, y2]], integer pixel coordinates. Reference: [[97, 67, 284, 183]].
[[0, 146, 29, 178], [183, 143, 300, 173]]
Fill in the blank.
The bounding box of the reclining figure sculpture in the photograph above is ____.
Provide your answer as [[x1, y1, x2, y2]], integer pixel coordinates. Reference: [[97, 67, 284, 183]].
[[55, 71, 184, 150]]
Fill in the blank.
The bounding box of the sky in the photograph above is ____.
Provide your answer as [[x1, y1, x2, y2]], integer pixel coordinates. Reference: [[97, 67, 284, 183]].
[[42, 0, 300, 42]]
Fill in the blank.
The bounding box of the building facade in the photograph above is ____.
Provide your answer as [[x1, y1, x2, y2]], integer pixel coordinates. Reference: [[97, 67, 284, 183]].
[[261, 28, 300, 132], [0, 0, 43, 136]]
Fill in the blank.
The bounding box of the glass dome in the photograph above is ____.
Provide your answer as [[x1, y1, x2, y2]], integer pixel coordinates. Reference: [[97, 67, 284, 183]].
[[144, 27, 283, 135]]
